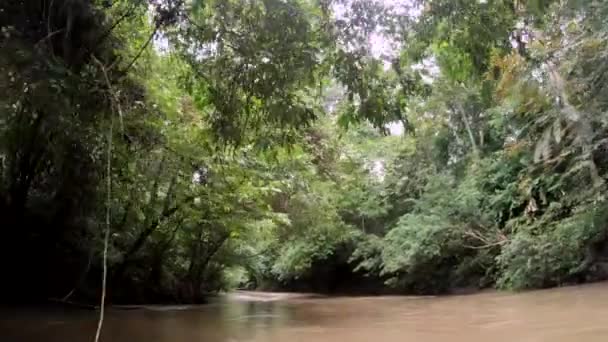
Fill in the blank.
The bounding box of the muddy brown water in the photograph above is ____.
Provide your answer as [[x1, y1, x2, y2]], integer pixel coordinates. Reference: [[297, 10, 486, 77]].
[[2, 283, 608, 342]]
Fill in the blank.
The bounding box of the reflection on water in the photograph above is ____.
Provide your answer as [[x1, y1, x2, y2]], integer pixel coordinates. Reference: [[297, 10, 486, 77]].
[[3, 283, 608, 342]]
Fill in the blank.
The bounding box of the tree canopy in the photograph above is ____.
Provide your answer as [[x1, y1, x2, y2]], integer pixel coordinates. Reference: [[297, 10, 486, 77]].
[[2, 0, 608, 303]]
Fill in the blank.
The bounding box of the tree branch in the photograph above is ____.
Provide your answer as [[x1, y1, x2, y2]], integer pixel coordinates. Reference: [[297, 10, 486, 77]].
[[120, 24, 159, 75], [95, 3, 140, 48]]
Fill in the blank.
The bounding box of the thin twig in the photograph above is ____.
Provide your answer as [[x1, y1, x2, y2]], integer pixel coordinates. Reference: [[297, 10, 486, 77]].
[[60, 247, 94, 301], [96, 57, 124, 131], [47, 0, 55, 55], [463, 228, 508, 250], [93, 119, 111, 342], [463, 240, 508, 250], [34, 29, 65, 49], [92, 55, 119, 342]]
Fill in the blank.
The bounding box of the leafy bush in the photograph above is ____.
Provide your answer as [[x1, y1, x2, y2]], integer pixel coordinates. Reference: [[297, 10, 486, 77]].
[[350, 233, 384, 276], [271, 224, 355, 281], [497, 206, 607, 289]]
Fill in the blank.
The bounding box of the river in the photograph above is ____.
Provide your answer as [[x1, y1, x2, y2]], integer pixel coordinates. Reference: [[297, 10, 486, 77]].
[[3, 283, 608, 342]]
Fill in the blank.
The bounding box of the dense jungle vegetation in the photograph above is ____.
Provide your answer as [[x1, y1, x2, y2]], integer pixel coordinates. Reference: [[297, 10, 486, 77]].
[[2, 0, 608, 304]]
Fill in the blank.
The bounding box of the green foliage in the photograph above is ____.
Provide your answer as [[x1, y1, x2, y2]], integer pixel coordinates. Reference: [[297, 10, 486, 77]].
[[350, 234, 384, 275], [268, 173, 359, 282], [497, 206, 607, 289], [4, 0, 608, 303], [170, 0, 327, 145]]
